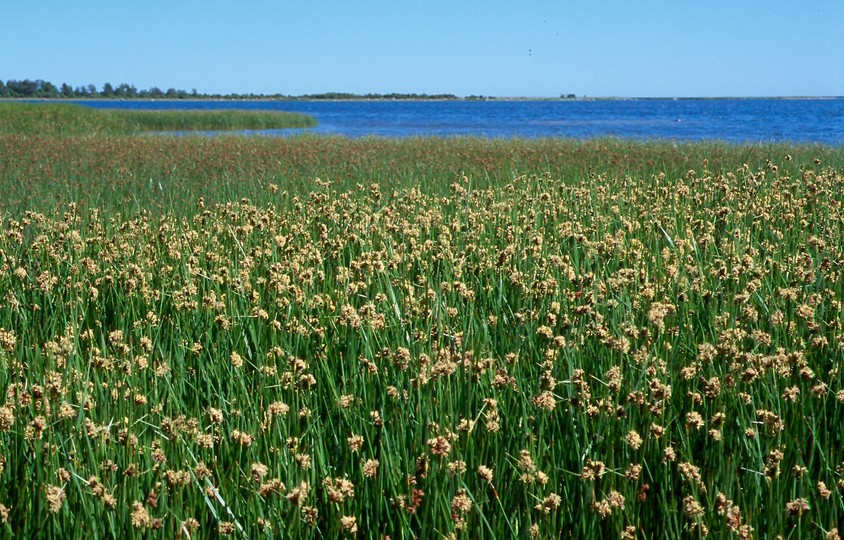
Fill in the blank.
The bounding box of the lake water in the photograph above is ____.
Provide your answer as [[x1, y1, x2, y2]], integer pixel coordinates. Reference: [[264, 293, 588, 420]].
[[74, 98, 844, 145]]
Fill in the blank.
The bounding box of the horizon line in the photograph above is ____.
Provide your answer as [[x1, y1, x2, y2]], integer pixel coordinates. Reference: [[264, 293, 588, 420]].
[[5, 94, 843, 101]]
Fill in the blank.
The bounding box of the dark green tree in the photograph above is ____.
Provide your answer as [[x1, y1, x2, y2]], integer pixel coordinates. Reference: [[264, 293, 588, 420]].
[[115, 83, 137, 98], [38, 81, 58, 97], [7, 79, 38, 97]]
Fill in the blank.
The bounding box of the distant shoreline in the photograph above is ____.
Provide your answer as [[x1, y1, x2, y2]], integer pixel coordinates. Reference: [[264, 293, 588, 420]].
[[4, 95, 842, 103], [3, 79, 840, 102]]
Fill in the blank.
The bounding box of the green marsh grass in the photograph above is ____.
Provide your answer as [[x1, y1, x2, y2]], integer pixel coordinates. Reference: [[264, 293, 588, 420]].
[[1, 133, 842, 217], [0, 102, 317, 136], [0, 127, 843, 538]]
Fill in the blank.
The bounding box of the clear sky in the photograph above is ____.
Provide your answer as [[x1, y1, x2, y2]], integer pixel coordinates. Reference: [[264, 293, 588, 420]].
[[2, 0, 843, 97]]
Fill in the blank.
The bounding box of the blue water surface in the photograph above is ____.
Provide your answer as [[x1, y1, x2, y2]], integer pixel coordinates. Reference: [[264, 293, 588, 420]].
[[71, 98, 844, 145]]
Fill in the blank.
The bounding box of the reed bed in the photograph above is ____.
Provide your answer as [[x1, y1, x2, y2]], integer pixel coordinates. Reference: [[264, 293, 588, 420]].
[[0, 129, 843, 538], [0, 102, 316, 137]]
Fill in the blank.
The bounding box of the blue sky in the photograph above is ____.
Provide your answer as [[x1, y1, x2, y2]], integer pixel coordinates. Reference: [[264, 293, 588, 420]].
[[2, 1, 843, 97]]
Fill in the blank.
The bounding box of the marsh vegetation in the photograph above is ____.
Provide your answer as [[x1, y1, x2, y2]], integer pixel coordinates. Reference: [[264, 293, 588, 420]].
[[1, 102, 843, 537], [0, 102, 317, 137]]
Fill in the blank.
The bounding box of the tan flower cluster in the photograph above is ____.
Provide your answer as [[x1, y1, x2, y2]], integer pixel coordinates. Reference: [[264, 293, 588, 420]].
[[0, 153, 842, 536]]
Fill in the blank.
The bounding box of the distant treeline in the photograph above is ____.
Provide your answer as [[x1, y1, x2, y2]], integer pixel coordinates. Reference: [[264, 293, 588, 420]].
[[0, 79, 461, 100], [0, 79, 204, 99]]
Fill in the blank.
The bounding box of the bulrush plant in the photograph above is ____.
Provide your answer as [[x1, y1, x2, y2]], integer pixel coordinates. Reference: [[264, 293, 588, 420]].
[[0, 138, 843, 537]]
